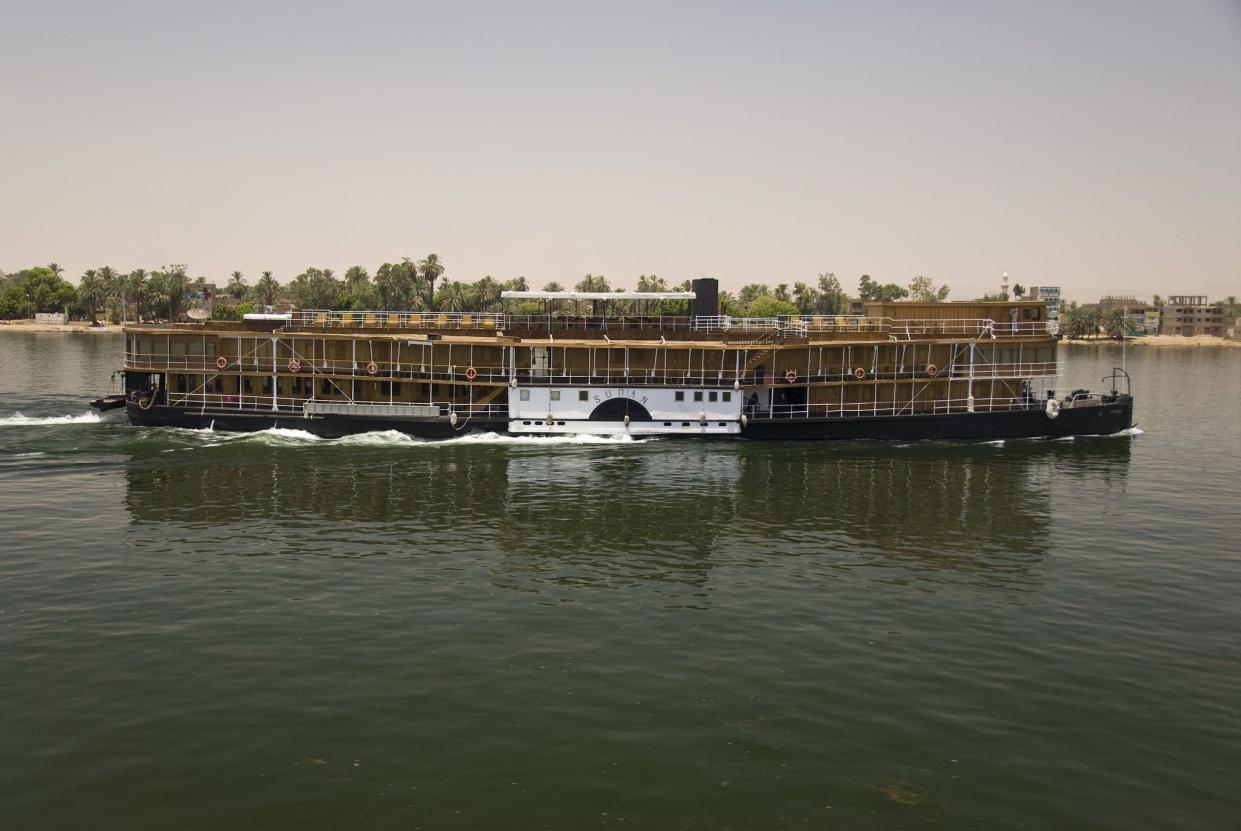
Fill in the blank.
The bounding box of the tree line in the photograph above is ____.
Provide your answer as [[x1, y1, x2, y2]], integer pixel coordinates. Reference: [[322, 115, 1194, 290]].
[[2, 257, 956, 322]]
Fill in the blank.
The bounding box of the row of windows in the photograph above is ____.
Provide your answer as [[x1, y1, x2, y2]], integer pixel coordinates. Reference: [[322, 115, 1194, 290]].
[[516, 389, 735, 403], [676, 391, 731, 402]]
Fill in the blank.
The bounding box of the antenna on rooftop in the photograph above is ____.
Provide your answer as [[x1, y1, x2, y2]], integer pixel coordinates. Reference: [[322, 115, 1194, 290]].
[[1001, 271, 1010, 298]]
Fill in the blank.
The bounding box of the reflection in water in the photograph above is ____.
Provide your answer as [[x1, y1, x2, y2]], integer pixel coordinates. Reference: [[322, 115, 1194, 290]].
[[121, 434, 1132, 595]]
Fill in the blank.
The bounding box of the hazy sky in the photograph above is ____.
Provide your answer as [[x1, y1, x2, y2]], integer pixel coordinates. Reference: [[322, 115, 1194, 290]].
[[3, 0, 1239, 302]]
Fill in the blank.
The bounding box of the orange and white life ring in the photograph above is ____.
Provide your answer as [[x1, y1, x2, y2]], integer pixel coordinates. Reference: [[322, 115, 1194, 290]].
[[853, 367, 867, 380], [926, 363, 939, 378], [465, 366, 478, 380], [215, 356, 228, 370], [288, 358, 301, 373], [366, 361, 379, 375], [785, 369, 798, 383]]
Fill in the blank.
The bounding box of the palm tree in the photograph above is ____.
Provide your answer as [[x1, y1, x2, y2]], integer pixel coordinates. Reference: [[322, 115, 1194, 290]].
[[96, 266, 121, 323], [128, 269, 148, 322], [435, 280, 470, 312], [344, 266, 369, 292], [164, 266, 191, 321], [254, 271, 279, 308], [48, 263, 64, 278], [227, 270, 248, 299], [637, 274, 668, 293], [418, 254, 444, 308], [78, 269, 106, 324]]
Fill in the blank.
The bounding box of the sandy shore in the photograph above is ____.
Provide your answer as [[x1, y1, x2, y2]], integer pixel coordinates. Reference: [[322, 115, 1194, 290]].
[[1064, 334, 1241, 348], [0, 320, 117, 333]]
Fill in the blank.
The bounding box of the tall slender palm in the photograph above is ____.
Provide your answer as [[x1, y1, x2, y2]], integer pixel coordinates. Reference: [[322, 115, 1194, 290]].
[[344, 265, 369, 291], [128, 269, 148, 322], [48, 263, 64, 278], [165, 266, 191, 321], [227, 270, 248, 299], [254, 271, 279, 307], [96, 266, 120, 323], [78, 269, 106, 324], [418, 254, 444, 309]]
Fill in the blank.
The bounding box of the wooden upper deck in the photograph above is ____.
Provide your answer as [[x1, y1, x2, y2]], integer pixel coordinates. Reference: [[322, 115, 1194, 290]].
[[123, 300, 1055, 348]]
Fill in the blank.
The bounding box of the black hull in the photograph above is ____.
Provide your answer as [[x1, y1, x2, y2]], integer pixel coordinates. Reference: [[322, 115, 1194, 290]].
[[126, 397, 1133, 441], [125, 404, 506, 439], [744, 397, 1133, 440]]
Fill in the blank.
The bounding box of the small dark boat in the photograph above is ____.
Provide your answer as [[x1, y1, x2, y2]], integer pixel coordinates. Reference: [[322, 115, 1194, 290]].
[[90, 394, 128, 412]]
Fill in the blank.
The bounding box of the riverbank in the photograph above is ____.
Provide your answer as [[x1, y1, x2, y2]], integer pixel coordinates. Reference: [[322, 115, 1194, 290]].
[[0, 320, 115, 334], [1064, 334, 1241, 348]]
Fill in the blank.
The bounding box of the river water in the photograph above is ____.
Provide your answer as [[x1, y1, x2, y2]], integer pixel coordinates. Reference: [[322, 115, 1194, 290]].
[[1, 332, 1238, 829]]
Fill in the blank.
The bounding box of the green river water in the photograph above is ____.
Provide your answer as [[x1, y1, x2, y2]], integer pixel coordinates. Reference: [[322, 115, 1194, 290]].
[[1, 333, 1238, 829]]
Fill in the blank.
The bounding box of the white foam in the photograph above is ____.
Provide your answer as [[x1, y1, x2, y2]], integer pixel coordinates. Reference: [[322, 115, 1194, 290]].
[[0, 412, 102, 427], [335, 430, 423, 446], [982, 439, 1006, 446], [1115, 426, 1145, 437], [242, 427, 324, 445], [442, 431, 651, 446]]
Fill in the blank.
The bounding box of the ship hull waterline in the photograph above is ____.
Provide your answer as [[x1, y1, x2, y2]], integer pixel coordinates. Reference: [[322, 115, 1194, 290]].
[[125, 397, 1133, 441]]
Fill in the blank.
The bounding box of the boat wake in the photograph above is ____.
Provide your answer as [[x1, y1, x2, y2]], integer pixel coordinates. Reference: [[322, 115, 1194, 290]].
[[161, 427, 651, 449], [444, 431, 651, 446], [0, 412, 102, 427]]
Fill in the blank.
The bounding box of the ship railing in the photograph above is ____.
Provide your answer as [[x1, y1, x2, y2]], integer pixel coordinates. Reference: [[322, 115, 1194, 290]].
[[161, 391, 510, 418], [750, 394, 1048, 420], [284, 310, 1054, 339], [126, 355, 1062, 385], [165, 392, 311, 413]]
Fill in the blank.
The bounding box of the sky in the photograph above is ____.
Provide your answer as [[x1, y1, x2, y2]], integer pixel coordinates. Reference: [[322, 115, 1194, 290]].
[[2, 0, 1239, 303]]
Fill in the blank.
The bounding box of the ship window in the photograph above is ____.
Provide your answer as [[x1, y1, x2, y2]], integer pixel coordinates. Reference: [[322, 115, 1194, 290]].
[[320, 378, 332, 396], [244, 378, 253, 393], [681, 421, 690, 426], [694, 391, 703, 402], [550, 390, 561, 401], [579, 390, 588, 401], [723, 392, 731, 402], [519, 390, 531, 401], [675, 391, 684, 401], [523, 421, 530, 425], [709, 391, 718, 402], [719, 422, 726, 426], [664, 421, 672, 426], [262, 377, 272, 394], [557, 421, 565, 425]]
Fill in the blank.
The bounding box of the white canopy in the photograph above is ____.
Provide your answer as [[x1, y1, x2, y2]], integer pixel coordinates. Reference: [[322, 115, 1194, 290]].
[[500, 290, 695, 301]]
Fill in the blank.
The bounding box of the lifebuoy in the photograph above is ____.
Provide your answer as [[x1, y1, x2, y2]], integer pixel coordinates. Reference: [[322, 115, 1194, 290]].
[[216, 356, 228, 370], [926, 363, 939, 378], [465, 366, 478, 380], [785, 369, 798, 383], [1045, 398, 1061, 419], [853, 367, 867, 380], [288, 358, 301, 373], [366, 361, 379, 375]]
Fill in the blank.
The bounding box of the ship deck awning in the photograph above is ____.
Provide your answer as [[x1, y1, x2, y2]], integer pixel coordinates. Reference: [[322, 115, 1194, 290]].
[[500, 290, 695, 301]]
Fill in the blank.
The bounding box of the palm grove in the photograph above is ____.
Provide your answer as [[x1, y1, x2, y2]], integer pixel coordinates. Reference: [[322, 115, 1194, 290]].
[[1, 257, 971, 323]]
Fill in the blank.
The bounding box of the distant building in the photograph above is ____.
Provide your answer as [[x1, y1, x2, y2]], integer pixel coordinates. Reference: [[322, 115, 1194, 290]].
[[1227, 317, 1240, 341], [1095, 295, 1151, 336], [1163, 296, 1224, 337], [1026, 285, 1061, 315], [1139, 306, 1161, 336], [1096, 295, 1139, 314]]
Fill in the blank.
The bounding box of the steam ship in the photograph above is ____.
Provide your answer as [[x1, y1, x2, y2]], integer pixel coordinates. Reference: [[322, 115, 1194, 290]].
[[102, 279, 1133, 440]]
